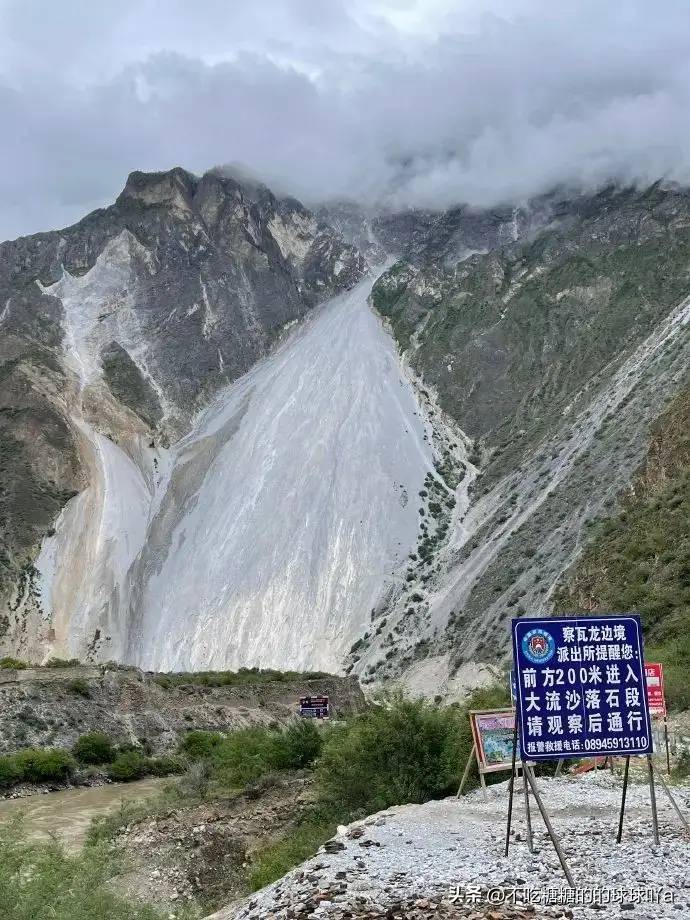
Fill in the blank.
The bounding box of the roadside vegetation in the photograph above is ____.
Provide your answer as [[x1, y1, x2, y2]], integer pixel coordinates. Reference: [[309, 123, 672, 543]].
[[88, 686, 509, 895], [0, 821, 190, 920], [151, 666, 332, 689], [0, 657, 331, 688]]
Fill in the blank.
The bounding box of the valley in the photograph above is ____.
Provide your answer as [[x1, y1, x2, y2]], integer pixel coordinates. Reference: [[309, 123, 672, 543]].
[[3, 7, 690, 919], [1, 174, 690, 693]]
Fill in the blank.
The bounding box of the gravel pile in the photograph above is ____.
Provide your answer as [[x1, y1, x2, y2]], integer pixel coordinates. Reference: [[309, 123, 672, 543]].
[[210, 771, 690, 920]]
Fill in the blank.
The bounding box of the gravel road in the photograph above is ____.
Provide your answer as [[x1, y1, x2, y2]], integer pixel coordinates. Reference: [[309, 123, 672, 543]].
[[210, 770, 690, 920]]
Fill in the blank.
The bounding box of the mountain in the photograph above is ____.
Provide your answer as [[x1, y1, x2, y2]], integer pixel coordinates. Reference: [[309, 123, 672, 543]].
[[0, 167, 364, 662], [554, 384, 690, 708], [1, 172, 689, 690], [347, 184, 690, 693]]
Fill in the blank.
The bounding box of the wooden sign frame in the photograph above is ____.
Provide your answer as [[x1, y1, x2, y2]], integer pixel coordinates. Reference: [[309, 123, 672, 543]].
[[470, 708, 517, 773]]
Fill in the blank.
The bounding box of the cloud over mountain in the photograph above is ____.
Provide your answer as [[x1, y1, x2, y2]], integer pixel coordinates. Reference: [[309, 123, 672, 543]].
[[2, 0, 690, 238]]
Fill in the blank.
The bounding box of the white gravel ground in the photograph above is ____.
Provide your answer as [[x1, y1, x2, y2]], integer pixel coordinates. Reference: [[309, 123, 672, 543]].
[[218, 770, 690, 919]]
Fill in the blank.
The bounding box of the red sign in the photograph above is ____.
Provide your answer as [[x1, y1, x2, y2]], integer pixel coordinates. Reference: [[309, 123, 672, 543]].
[[644, 663, 666, 718]]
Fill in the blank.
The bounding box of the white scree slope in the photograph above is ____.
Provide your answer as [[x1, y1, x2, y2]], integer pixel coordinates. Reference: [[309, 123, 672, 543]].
[[40, 265, 439, 672]]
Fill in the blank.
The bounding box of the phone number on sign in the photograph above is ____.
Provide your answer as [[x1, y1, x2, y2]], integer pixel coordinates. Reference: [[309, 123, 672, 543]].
[[582, 735, 648, 751]]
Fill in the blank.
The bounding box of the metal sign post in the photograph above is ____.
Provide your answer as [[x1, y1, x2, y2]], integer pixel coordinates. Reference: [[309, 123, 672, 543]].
[[504, 715, 534, 855], [655, 767, 690, 835], [618, 750, 689, 843], [647, 754, 660, 845], [521, 757, 534, 853], [617, 756, 630, 843], [504, 714, 519, 856], [524, 765, 575, 888], [663, 716, 671, 776]]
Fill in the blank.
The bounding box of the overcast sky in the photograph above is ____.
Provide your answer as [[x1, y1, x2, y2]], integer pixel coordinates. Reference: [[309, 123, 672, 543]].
[[2, 0, 690, 240]]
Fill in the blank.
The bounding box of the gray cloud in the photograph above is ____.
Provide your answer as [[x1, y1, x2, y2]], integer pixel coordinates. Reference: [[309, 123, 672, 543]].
[[1, 0, 690, 240]]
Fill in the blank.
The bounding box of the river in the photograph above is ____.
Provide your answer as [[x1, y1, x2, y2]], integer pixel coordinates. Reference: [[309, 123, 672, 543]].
[[0, 777, 166, 850]]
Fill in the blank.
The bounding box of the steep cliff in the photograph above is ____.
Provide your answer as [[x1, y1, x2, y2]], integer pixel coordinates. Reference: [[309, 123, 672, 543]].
[[554, 386, 690, 707], [3, 175, 690, 688], [0, 167, 364, 661], [356, 185, 690, 692]]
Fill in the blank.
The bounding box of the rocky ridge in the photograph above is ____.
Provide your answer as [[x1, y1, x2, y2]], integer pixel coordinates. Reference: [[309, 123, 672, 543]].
[[0, 167, 364, 662], [0, 665, 364, 756], [350, 185, 690, 692]]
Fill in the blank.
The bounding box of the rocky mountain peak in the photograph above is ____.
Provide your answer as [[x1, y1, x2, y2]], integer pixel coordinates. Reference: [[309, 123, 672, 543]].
[[118, 166, 199, 210]]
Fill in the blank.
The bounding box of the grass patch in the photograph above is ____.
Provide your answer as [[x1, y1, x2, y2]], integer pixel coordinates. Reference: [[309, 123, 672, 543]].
[[153, 666, 333, 689], [0, 821, 180, 920], [246, 808, 339, 891]]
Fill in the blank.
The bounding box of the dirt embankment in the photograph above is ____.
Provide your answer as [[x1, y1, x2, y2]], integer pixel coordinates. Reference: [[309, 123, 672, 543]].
[[112, 770, 317, 912], [0, 667, 365, 755]]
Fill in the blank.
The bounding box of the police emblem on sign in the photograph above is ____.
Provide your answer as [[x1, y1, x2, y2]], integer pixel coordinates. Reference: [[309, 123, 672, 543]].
[[521, 627, 556, 664]]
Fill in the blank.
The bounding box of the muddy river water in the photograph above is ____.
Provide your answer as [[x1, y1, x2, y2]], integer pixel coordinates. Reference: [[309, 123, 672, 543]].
[[0, 777, 166, 849]]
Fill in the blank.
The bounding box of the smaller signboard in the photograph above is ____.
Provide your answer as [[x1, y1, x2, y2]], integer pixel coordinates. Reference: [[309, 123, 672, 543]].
[[644, 663, 667, 718], [470, 709, 516, 773], [299, 695, 330, 719]]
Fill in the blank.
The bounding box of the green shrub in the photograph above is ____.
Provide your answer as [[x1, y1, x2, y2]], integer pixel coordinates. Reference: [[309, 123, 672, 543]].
[[13, 748, 75, 783], [67, 678, 91, 697], [73, 732, 115, 765], [153, 667, 331, 689], [45, 657, 81, 668], [210, 721, 326, 788], [315, 696, 461, 815], [107, 751, 149, 782], [271, 720, 324, 770], [179, 730, 224, 760], [147, 756, 185, 777], [316, 687, 510, 816], [211, 727, 279, 788], [0, 657, 27, 670]]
